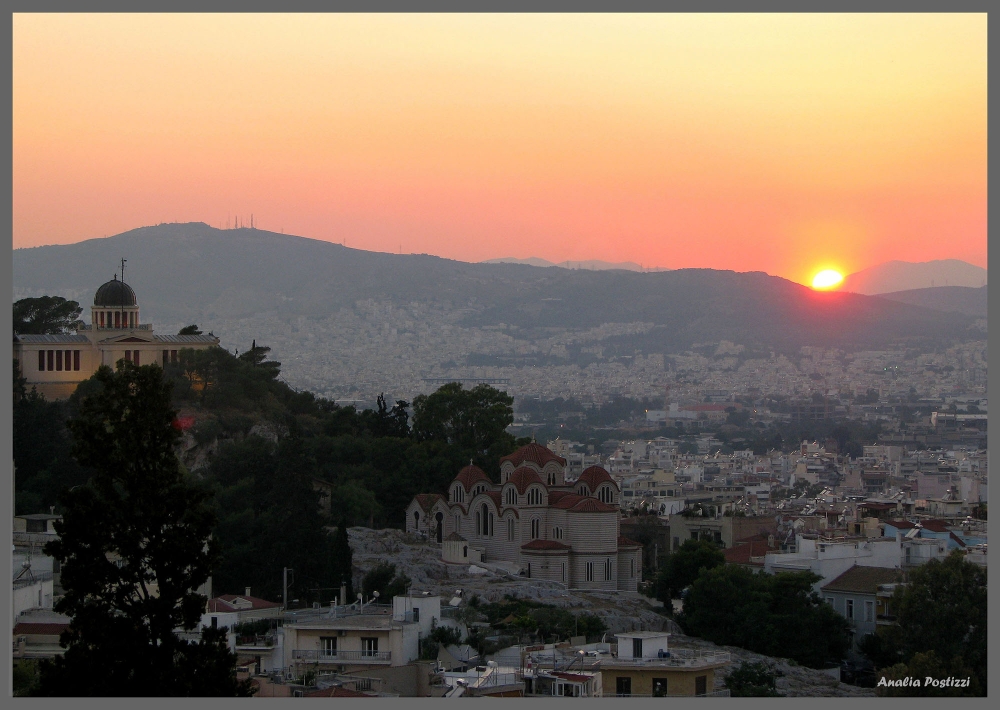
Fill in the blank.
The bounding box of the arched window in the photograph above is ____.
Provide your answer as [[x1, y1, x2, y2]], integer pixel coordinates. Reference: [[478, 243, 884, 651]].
[[475, 510, 481, 537], [604, 558, 612, 581], [528, 487, 542, 505], [547, 471, 555, 486], [508, 518, 515, 541], [578, 486, 588, 496], [531, 518, 540, 539], [455, 514, 461, 531], [481, 504, 490, 536], [630, 558, 635, 579], [413, 511, 419, 530], [599, 486, 614, 504], [505, 487, 517, 505], [454, 486, 465, 504]]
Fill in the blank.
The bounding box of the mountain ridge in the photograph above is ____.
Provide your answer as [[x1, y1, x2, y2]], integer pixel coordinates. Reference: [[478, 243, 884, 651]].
[[13, 222, 979, 356]]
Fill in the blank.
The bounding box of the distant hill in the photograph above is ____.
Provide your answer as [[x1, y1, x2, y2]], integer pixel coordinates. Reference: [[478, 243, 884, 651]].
[[482, 257, 669, 272], [841, 259, 986, 295], [12, 222, 978, 355], [876, 285, 987, 318]]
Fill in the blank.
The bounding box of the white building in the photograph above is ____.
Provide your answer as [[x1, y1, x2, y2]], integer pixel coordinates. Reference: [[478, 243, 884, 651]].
[[13, 274, 219, 399]]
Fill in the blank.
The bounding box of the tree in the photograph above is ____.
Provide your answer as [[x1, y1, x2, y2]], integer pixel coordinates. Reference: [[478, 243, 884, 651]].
[[361, 561, 409, 601], [679, 566, 851, 669], [178, 325, 203, 335], [874, 552, 986, 692], [876, 651, 981, 697], [724, 661, 783, 697], [36, 361, 253, 696], [411, 382, 516, 476], [651, 539, 725, 603], [13, 296, 83, 334]]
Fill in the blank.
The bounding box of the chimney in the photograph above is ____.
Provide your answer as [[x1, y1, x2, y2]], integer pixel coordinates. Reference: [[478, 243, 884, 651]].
[[245, 586, 251, 598]]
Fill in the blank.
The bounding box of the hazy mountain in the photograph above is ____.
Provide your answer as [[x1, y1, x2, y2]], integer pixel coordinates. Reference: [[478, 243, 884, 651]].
[[482, 257, 668, 272], [841, 259, 987, 295], [875, 285, 987, 318], [13, 223, 978, 356]]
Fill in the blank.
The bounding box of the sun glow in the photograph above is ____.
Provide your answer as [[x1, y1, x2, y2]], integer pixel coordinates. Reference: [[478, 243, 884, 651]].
[[811, 269, 844, 290]]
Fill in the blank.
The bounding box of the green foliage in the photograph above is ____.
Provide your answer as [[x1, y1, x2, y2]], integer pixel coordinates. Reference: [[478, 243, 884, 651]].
[[331, 517, 355, 602], [13, 295, 83, 334], [360, 561, 409, 601], [411, 382, 516, 478], [206, 435, 337, 604], [876, 651, 982, 696], [474, 597, 607, 644], [36, 361, 252, 696], [869, 552, 986, 693], [679, 566, 851, 669], [724, 661, 783, 697], [178, 324, 203, 335], [13, 660, 41, 697], [651, 539, 725, 603]]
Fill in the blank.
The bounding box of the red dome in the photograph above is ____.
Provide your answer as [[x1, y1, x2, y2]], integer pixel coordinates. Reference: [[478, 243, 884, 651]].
[[500, 443, 567, 469], [507, 466, 544, 494], [454, 464, 491, 492], [576, 465, 616, 491]]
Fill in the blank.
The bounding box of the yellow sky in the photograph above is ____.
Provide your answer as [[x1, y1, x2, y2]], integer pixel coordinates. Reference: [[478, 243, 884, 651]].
[[13, 14, 987, 284]]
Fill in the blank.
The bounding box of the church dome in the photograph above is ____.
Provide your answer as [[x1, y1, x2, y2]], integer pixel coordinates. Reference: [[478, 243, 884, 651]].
[[94, 276, 137, 307]]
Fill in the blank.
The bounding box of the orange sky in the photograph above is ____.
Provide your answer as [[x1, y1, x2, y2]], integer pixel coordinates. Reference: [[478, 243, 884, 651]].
[[13, 14, 987, 285]]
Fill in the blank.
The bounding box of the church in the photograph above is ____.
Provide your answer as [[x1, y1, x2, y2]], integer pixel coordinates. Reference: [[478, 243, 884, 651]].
[[13, 274, 219, 399], [405, 443, 642, 592]]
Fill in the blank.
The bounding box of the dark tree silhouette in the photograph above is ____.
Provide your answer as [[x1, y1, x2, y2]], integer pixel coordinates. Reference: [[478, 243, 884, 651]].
[[13, 296, 83, 334], [36, 361, 253, 696]]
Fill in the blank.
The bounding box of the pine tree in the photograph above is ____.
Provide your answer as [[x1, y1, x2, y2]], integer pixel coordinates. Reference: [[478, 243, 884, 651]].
[[37, 361, 254, 696]]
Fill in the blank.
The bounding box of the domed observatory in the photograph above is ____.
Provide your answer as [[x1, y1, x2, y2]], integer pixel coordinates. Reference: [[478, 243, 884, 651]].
[[91, 275, 142, 330]]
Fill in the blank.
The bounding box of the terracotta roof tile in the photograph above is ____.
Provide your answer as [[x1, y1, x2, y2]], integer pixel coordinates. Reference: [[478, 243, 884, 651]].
[[521, 539, 572, 551], [500, 443, 567, 468], [568, 498, 617, 513], [576, 466, 616, 492], [13, 622, 69, 636], [617, 536, 642, 548], [454, 464, 491, 492], [414, 493, 445, 512], [507, 466, 544, 494], [821, 565, 901, 594]]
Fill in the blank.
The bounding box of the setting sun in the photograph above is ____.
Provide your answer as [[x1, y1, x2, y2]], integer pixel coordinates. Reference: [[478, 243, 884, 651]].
[[811, 269, 844, 290]]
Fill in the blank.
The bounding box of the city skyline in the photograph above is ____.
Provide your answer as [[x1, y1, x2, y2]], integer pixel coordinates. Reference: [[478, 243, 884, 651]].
[[13, 13, 987, 287]]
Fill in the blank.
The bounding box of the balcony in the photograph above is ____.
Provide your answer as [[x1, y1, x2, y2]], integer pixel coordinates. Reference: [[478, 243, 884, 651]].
[[293, 649, 391, 664], [235, 633, 276, 650]]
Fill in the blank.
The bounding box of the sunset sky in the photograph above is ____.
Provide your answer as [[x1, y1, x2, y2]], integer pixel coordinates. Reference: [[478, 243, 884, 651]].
[[13, 14, 987, 286]]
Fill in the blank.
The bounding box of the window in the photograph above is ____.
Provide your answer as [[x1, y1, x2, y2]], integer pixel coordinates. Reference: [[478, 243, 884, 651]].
[[99, 311, 105, 328], [321, 637, 337, 657], [552, 526, 563, 540], [133, 350, 140, 365], [865, 600, 874, 623], [632, 638, 642, 658], [413, 511, 419, 530], [586, 562, 594, 582], [73, 350, 80, 370], [846, 599, 854, 620], [171, 350, 178, 363], [528, 487, 542, 505], [561, 563, 566, 582], [361, 637, 379, 657], [508, 518, 515, 541], [412, 608, 419, 622], [125, 350, 131, 363], [599, 486, 614, 504], [526, 563, 531, 578], [455, 514, 461, 531], [578, 486, 588, 496], [630, 558, 635, 579], [38, 350, 45, 371], [163, 350, 169, 364], [531, 518, 540, 539], [826, 597, 835, 607], [505, 487, 516, 505], [615, 677, 631, 697], [695, 675, 707, 696], [605, 558, 612, 581], [211, 617, 217, 629], [652, 679, 668, 698], [673, 537, 680, 551], [55, 350, 63, 371], [547, 472, 555, 485], [47, 350, 54, 371]]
